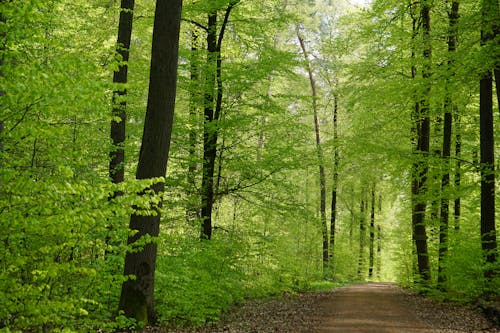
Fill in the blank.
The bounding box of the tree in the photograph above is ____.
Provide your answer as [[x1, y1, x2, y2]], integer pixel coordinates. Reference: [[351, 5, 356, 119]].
[[479, 0, 497, 281], [437, 0, 459, 288], [410, 0, 432, 283], [109, 0, 134, 187], [296, 24, 329, 270], [200, 0, 239, 240], [118, 0, 182, 323]]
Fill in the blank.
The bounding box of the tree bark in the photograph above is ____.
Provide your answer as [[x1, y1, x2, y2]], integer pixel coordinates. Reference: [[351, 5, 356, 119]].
[[329, 93, 339, 273], [200, 1, 238, 240], [438, 0, 459, 288], [358, 199, 366, 279], [187, 27, 200, 223], [296, 26, 328, 270], [410, 1, 431, 283], [479, 0, 498, 280], [369, 185, 375, 279], [118, 0, 182, 323], [109, 0, 134, 186]]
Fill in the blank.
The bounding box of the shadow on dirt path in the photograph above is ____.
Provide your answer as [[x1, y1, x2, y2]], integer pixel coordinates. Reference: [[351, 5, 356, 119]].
[[316, 282, 482, 333]]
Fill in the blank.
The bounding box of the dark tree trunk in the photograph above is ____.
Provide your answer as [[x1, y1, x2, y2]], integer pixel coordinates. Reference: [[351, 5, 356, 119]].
[[369, 185, 375, 279], [118, 0, 182, 323], [109, 0, 134, 186], [479, 0, 498, 280], [438, 0, 459, 288], [200, 2, 237, 240], [410, 1, 431, 283], [187, 27, 200, 223], [329, 93, 339, 273], [200, 10, 217, 240], [296, 26, 328, 270], [454, 113, 461, 231], [358, 199, 366, 279]]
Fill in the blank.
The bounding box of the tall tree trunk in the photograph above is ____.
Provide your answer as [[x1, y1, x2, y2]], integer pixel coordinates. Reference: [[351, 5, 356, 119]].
[[454, 113, 461, 231], [329, 93, 339, 273], [296, 26, 328, 270], [438, 0, 459, 288], [109, 0, 134, 187], [118, 0, 182, 323], [479, 0, 498, 280], [187, 27, 200, 223], [358, 198, 366, 279], [200, 2, 238, 240], [369, 185, 376, 279], [410, 1, 431, 283]]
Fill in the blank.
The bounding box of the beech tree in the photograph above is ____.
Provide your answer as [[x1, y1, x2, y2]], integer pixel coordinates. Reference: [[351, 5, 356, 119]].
[[118, 0, 182, 323]]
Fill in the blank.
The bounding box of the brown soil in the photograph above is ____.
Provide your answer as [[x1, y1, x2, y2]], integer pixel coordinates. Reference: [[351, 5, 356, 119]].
[[152, 282, 499, 332]]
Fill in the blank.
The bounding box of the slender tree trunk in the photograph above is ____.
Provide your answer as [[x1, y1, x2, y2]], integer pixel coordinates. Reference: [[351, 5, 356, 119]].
[[358, 198, 366, 279], [200, 2, 238, 240], [187, 27, 200, 223], [329, 93, 339, 273], [479, 0, 498, 280], [118, 0, 182, 323], [369, 185, 376, 279], [438, 0, 459, 288], [454, 113, 461, 231], [296, 26, 328, 270], [110, 0, 134, 186]]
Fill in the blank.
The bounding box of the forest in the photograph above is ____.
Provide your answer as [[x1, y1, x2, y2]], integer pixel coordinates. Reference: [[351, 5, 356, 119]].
[[0, 0, 499, 331]]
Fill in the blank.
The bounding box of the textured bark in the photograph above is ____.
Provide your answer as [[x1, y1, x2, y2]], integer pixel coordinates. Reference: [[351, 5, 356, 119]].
[[479, 0, 498, 280], [119, 0, 182, 323], [109, 0, 134, 186], [296, 26, 328, 269], [410, 1, 431, 283]]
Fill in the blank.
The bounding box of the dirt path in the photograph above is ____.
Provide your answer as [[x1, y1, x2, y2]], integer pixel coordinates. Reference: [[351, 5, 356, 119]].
[[161, 282, 498, 332], [317, 282, 444, 332]]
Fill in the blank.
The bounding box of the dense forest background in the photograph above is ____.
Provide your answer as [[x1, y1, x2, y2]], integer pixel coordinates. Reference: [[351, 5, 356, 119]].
[[0, 0, 498, 331]]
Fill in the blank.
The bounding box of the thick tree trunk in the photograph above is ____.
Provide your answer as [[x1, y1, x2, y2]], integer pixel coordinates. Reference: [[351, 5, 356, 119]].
[[479, 0, 498, 281], [118, 0, 182, 323], [109, 0, 134, 186], [296, 26, 328, 270]]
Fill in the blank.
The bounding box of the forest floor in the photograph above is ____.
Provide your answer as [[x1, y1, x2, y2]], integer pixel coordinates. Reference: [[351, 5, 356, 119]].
[[152, 282, 499, 332]]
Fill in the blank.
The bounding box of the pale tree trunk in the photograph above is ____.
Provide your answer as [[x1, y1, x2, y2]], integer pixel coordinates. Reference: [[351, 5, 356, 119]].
[[118, 0, 182, 323], [296, 26, 328, 270]]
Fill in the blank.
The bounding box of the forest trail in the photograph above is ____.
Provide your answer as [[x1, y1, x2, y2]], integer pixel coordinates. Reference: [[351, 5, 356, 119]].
[[166, 282, 498, 332], [316, 282, 444, 332]]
